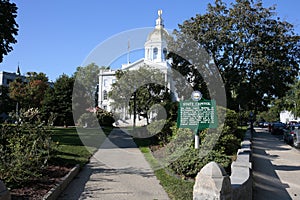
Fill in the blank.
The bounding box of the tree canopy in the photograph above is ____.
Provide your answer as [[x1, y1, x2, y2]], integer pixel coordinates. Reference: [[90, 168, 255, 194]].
[[73, 63, 100, 107], [9, 72, 50, 109], [109, 66, 171, 124], [0, 0, 18, 62], [41, 74, 74, 126], [169, 0, 300, 112]]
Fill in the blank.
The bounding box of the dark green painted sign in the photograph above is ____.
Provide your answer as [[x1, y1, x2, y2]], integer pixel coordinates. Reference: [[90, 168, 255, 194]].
[[177, 100, 218, 130]]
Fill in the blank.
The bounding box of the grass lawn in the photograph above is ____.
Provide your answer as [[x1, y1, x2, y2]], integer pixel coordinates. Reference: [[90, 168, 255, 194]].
[[50, 126, 113, 167]]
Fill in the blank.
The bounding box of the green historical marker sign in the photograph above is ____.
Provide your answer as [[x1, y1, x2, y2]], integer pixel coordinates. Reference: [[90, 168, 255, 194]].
[[177, 99, 218, 130], [177, 91, 218, 149]]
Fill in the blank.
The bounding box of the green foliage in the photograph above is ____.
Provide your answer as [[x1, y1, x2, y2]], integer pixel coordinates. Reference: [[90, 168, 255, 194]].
[[216, 134, 240, 155], [109, 66, 171, 124], [167, 107, 241, 178], [77, 107, 115, 127], [77, 112, 98, 128], [169, 0, 300, 112], [214, 107, 241, 155], [168, 149, 231, 178], [0, 108, 54, 188], [96, 107, 115, 126], [257, 108, 280, 123], [74, 63, 100, 107], [0, 0, 18, 62], [134, 138, 194, 200], [0, 85, 15, 120], [41, 74, 74, 126], [9, 72, 50, 109], [272, 79, 300, 120], [147, 119, 175, 145]]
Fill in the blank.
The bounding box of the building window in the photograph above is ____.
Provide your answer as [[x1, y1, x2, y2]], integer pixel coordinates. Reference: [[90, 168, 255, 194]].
[[163, 48, 167, 60], [153, 47, 158, 60], [103, 90, 108, 100], [104, 79, 108, 87]]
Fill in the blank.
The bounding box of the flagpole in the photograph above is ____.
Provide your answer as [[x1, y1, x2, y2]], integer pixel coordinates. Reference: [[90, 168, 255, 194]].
[[127, 39, 130, 64]]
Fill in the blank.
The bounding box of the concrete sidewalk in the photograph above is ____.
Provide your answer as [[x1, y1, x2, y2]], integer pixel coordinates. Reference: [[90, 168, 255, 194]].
[[58, 128, 169, 200], [252, 128, 300, 200]]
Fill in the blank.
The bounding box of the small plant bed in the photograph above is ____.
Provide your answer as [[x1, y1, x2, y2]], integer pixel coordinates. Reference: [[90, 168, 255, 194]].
[[10, 165, 72, 200], [2, 126, 111, 200]]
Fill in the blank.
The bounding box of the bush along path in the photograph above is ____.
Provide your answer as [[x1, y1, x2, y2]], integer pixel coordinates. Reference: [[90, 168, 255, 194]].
[[0, 109, 56, 194], [134, 107, 246, 199]]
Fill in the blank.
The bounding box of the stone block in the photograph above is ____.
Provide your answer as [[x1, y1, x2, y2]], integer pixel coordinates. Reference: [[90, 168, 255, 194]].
[[193, 161, 232, 200]]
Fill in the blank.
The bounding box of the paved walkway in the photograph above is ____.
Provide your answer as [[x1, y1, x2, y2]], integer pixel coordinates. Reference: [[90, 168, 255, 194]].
[[252, 128, 300, 200], [58, 128, 169, 200]]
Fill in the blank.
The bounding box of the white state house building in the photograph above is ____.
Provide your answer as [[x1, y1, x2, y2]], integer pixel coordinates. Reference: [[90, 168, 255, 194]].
[[98, 10, 176, 122]]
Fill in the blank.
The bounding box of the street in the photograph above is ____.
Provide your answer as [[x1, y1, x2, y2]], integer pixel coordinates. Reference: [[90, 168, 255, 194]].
[[253, 128, 300, 200]]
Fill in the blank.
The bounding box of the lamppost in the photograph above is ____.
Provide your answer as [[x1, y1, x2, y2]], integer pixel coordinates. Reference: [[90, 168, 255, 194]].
[[249, 111, 254, 133], [133, 89, 137, 130]]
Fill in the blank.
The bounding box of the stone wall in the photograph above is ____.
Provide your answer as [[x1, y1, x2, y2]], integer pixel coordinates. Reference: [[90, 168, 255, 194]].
[[193, 129, 253, 200]]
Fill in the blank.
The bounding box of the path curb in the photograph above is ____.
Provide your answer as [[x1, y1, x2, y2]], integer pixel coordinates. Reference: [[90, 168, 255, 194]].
[[43, 164, 80, 200]]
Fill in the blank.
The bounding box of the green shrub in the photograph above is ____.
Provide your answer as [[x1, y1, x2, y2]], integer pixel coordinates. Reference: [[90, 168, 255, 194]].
[[77, 112, 98, 127], [168, 149, 231, 178], [217, 107, 238, 134], [0, 108, 54, 188], [152, 120, 176, 145], [214, 107, 242, 155], [96, 108, 115, 127], [77, 107, 115, 127], [166, 107, 240, 178], [216, 134, 241, 155]]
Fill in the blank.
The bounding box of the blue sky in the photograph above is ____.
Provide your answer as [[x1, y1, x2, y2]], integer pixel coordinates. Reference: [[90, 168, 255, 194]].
[[1, 0, 300, 81]]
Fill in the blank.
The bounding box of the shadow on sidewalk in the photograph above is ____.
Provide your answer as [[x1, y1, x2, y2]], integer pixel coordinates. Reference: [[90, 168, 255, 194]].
[[252, 130, 292, 200], [58, 128, 162, 200]]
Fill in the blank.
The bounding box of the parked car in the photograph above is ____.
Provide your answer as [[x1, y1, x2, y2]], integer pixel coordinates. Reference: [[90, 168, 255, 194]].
[[271, 122, 287, 135], [283, 124, 300, 145], [257, 121, 265, 127], [293, 129, 300, 148], [263, 122, 270, 128]]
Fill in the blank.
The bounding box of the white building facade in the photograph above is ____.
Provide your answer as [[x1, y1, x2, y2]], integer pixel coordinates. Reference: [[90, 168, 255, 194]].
[[98, 10, 175, 117], [280, 110, 300, 124]]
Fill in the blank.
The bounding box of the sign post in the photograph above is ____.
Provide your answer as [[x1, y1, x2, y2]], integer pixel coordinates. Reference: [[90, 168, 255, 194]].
[[177, 91, 218, 149]]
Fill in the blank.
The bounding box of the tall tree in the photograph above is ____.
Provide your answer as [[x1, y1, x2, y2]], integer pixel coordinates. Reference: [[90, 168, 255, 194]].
[[0, 0, 18, 62], [278, 79, 300, 119], [73, 63, 100, 107], [72, 63, 101, 122], [9, 72, 50, 109], [109, 66, 171, 124], [42, 74, 74, 126], [169, 0, 300, 112]]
